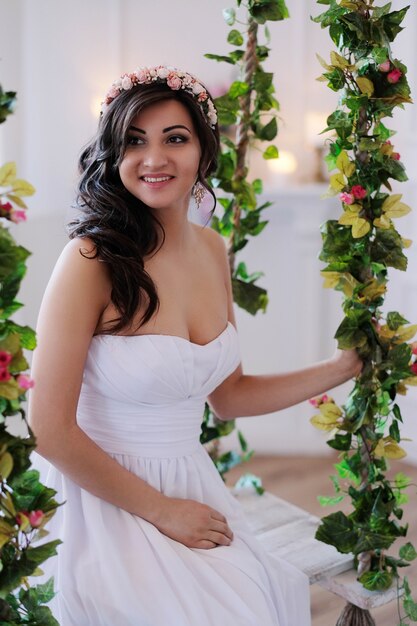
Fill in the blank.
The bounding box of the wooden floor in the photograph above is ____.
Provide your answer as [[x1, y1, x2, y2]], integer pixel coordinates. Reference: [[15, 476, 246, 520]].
[[226, 454, 417, 626]]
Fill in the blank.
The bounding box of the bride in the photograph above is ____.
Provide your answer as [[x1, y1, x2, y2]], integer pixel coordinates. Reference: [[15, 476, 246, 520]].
[[28, 65, 362, 625]]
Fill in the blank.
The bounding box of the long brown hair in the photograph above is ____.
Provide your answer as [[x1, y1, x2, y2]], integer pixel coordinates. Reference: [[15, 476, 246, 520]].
[[68, 82, 220, 334]]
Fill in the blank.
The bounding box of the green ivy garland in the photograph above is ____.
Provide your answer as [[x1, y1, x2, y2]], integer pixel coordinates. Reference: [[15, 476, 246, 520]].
[[310, 1, 417, 622], [0, 89, 60, 624], [199, 0, 289, 481]]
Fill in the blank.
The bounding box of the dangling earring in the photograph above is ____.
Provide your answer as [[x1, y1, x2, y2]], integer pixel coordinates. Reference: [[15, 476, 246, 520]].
[[192, 181, 207, 209]]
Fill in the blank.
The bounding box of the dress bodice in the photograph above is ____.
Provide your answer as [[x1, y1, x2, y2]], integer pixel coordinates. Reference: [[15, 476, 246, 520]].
[[76, 322, 240, 457]]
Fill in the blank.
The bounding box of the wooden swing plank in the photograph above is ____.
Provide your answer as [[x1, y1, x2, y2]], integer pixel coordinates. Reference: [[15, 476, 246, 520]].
[[234, 489, 400, 610]]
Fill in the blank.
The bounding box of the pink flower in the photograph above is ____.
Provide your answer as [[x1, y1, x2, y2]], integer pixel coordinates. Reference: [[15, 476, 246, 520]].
[[0, 202, 12, 213], [0, 351, 12, 367], [167, 73, 182, 90], [10, 209, 27, 223], [156, 66, 170, 80], [28, 510, 45, 528], [16, 511, 29, 527], [411, 342, 417, 356], [308, 394, 329, 407], [387, 68, 402, 84], [16, 374, 35, 390], [321, 394, 329, 404], [121, 75, 133, 90], [136, 68, 149, 83], [411, 362, 417, 376], [192, 82, 205, 95], [392, 152, 401, 161], [351, 185, 367, 200], [378, 60, 391, 73], [0, 368, 11, 382], [107, 86, 120, 100], [340, 192, 354, 205], [308, 398, 319, 407], [198, 92, 208, 102]]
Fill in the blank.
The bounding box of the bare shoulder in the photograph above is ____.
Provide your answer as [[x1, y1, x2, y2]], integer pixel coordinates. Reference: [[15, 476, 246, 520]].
[[192, 223, 227, 259], [41, 237, 112, 328]]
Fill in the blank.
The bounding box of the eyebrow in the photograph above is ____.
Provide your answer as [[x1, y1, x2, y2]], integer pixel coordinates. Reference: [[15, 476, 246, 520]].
[[129, 124, 192, 134]]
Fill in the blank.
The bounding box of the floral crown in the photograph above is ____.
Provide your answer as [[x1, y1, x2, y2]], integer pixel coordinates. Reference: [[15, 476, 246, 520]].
[[101, 65, 218, 129]]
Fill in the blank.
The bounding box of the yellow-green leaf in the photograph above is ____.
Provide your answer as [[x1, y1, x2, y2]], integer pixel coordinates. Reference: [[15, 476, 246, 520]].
[[352, 218, 371, 238], [0, 532, 12, 550], [316, 53, 332, 71], [10, 179, 35, 197], [0, 162, 17, 186], [339, 212, 359, 226], [356, 76, 374, 97], [382, 194, 402, 213], [310, 414, 339, 432], [385, 202, 411, 219], [0, 379, 21, 401], [0, 452, 13, 480], [374, 215, 392, 229], [336, 151, 355, 178], [396, 325, 417, 342], [403, 377, 417, 386], [330, 173, 346, 192], [385, 440, 407, 460], [402, 238, 413, 248], [321, 271, 341, 289], [5, 193, 28, 209], [0, 334, 21, 356], [330, 51, 351, 70], [361, 280, 387, 300], [319, 402, 343, 419], [0, 490, 16, 517]]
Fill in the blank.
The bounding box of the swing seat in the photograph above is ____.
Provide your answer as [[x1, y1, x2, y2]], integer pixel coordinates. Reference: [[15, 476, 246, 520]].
[[235, 490, 401, 613]]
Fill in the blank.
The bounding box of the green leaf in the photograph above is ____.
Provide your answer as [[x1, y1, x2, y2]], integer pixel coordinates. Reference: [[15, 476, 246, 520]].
[[256, 117, 277, 141], [248, 0, 289, 24], [204, 53, 235, 65], [359, 570, 393, 591], [315, 511, 358, 553], [227, 29, 244, 46], [232, 278, 268, 315], [370, 229, 408, 271], [229, 81, 250, 99], [234, 473, 264, 495], [327, 432, 352, 451], [395, 472, 410, 490], [386, 312, 409, 331], [318, 494, 345, 507], [263, 145, 279, 159], [399, 542, 417, 562]]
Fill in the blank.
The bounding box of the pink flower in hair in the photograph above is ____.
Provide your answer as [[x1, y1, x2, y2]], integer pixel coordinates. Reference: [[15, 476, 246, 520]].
[[156, 66, 170, 80], [107, 86, 120, 100], [136, 68, 149, 83], [192, 82, 205, 95], [17, 374, 35, 390], [167, 73, 182, 90], [198, 92, 208, 102], [340, 192, 354, 205], [121, 75, 133, 90]]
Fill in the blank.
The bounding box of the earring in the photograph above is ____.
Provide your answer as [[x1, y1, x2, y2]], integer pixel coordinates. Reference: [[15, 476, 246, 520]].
[[192, 181, 207, 209]]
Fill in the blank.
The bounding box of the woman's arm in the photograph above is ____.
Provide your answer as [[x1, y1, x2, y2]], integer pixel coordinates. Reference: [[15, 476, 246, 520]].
[[29, 239, 233, 549], [207, 233, 362, 421]]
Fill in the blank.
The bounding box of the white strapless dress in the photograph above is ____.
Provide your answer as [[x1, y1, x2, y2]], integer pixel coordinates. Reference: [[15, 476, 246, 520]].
[[33, 322, 311, 626]]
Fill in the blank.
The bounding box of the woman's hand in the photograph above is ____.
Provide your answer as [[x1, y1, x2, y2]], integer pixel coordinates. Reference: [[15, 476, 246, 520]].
[[154, 497, 234, 549], [331, 347, 363, 381]]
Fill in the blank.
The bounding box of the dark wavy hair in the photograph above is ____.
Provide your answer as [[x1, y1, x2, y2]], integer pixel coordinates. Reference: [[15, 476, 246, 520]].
[[68, 81, 220, 334]]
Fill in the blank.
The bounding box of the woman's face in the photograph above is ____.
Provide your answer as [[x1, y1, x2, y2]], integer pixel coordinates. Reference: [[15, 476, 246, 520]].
[[119, 99, 202, 213]]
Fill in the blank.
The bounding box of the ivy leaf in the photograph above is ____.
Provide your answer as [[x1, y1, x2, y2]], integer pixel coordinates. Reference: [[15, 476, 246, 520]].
[[315, 511, 358, 553], [318, 494, 345, 507], [248, 0, 289, 24], [256, 117, 277, 141], [359, 570, 393, 591], [387, 311, 409, 331], [399, 542, 417, 562], [232, 278, 268, 315], [222, 7, 236, 26], [227, 29, 244, 46], [370, 229, 407, 271], [229, 81, 250, 99], [263, 145, 279, 159]]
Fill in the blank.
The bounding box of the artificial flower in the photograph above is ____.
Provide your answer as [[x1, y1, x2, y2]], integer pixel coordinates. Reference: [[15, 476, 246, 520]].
[[387, 68, 402, 84], [167, 73, 182, 90], [10, 209, 27, 223], [351, 185, 367, 200], [28, 510, 45, 528], [392, 152, 401, 160], [340, 192, 354, 205], [16, 374, 35, 390], [378, 60, 391, 72], [0, 351, 12, 366], [411, 362, 417, 376], [0, 368, 11, 382]]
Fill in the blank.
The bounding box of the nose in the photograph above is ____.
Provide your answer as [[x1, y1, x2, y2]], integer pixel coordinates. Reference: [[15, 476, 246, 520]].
[[143, 144, 169, 169]]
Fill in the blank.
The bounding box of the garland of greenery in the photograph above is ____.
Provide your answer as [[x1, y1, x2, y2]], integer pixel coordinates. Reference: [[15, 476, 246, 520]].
[[0, 88, 60, 624], [310, 1, 417, 622], [200, 0, 289, 483]]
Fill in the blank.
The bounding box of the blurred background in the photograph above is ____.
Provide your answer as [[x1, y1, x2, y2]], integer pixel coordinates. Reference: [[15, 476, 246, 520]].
[[1, 0, 416, 460]]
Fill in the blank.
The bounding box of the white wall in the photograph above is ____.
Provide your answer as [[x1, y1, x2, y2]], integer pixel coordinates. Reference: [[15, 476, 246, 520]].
[[1, 0, 417, 458]]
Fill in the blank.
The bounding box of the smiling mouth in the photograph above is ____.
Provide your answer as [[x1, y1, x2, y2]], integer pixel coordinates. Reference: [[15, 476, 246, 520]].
[[141, 176, 174, 183]]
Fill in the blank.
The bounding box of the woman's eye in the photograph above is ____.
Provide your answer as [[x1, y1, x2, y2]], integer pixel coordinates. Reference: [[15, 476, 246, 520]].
[[127, 136, 144, 146], [167, 135, 188, 144]]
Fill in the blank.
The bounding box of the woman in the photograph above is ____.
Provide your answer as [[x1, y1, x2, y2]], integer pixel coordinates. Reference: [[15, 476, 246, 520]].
[[29, 66, 362, 626]]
